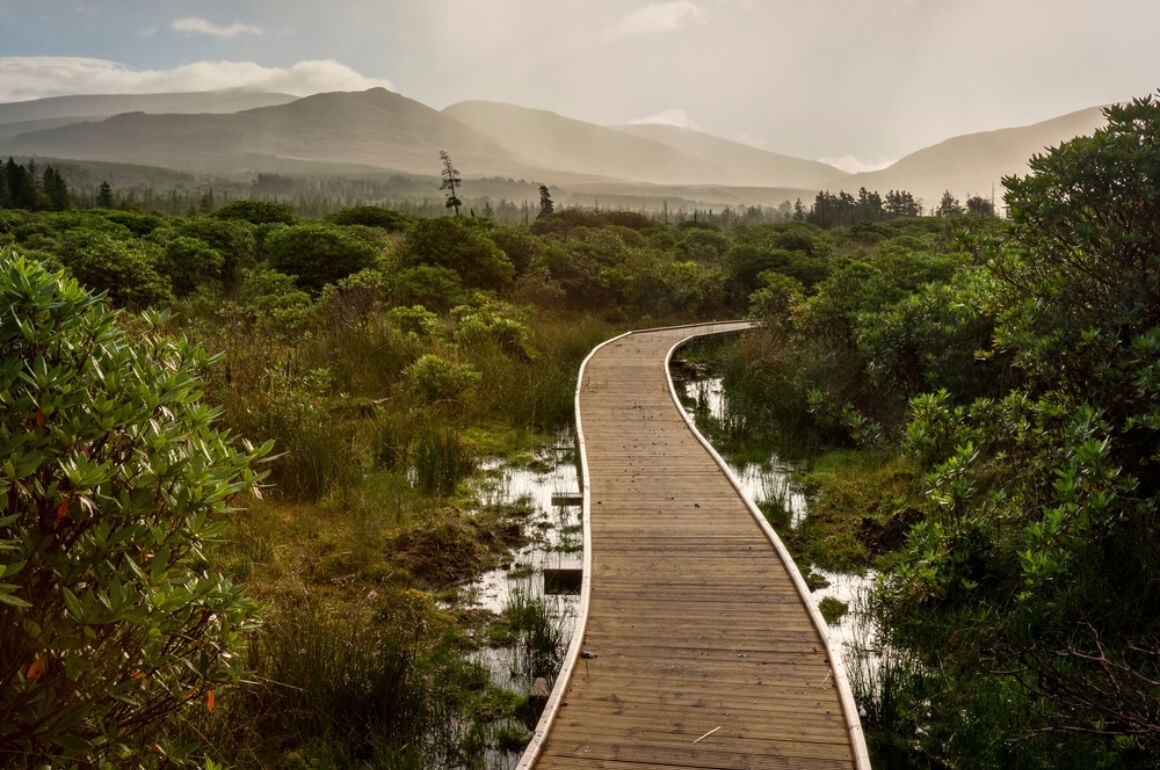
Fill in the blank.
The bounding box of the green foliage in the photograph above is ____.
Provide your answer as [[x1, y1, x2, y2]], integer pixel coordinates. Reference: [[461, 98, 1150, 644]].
[[391, 264, 465, 312], [678, 227, 729, 261], [387, 305, 441, 337], [498, 590, 565, 685], [0, 251, 270, 765], [870, 95, 1160, 766], [326, 205, 408, 230], [98, 210, 164, 237], [748, 271, 803, 331], [235, 266, 315, 334], [96, 181, 114, 208], [155, 235, 225, 296], [170, 217, 256, 288], [857, 270, 1001, 402], [190, 593, 468, 769], [265, 223, 380, 294], [999, 94, 1160, 418], [487, 225, 541, 275], [212, 200, 297, 225], [817, 596, 848, 625], [400, 217, 514, 291], [404, 354, 482, 408], [51, 229, 173, 308], [452, 296, 535, 360]]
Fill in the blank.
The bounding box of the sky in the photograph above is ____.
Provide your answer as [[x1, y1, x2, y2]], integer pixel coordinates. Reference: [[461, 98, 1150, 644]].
[[0, 0, 1156, 172]]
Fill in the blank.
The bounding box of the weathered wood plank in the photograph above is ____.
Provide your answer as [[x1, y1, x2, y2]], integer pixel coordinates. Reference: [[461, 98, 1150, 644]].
[[520, 323, 869, 770]]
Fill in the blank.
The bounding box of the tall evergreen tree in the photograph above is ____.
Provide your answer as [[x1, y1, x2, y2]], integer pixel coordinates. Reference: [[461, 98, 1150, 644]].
[[96, 180, 114, 209], [965, 195, 995, 217], [936, 190, 964, 217], [42, 165, 70, 211], [439, 150, 462, 216], [537, 184, 554, 219], [6, 158, 37, 210]]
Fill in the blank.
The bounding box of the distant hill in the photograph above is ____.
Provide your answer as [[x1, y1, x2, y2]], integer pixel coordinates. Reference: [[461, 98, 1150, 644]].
[[613, 123, 845, 188], [1, 87, 1116, 213], [443, 100, 726, 185], [829, 106, 1109, 208], [9, 88, 524, 177], [0, 89, 297, 125], [562, 180, 817, 210], [0, 117, 91, 145]]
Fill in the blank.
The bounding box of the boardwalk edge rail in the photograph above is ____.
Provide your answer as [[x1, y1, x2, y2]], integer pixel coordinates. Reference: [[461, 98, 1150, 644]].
[[514, 329, 634, 770], [664, 325, 873, 770], [516, 321, 872, 770]]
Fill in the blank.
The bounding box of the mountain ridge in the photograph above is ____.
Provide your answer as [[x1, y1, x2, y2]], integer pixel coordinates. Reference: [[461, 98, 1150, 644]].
[[829, 105, 1109, 206], [0, 87, 1114, 209], [0, 89, 298, 124]]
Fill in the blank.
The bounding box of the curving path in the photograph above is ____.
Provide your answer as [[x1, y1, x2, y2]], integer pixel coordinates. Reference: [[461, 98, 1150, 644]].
[[518, 322, 871, 770]]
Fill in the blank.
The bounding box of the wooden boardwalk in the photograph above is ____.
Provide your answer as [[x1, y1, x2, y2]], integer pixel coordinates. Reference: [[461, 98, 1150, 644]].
[[518, 322, 870, 770]]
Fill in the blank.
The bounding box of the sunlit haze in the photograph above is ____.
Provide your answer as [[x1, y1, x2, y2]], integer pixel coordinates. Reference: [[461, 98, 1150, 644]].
[[0, 0, 1155, 167]]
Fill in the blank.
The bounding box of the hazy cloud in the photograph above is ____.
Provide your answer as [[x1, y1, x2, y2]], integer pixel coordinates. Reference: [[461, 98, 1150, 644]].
[[818, 155, 896, 174], [172, 17, 263, 39], [602, 2, 708, 41], [630, 108, 701, 130], [0, 57, 393, 101]]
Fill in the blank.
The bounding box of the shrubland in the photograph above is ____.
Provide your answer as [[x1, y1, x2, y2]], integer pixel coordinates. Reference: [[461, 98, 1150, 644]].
[[2, 93, 1157, 768], [715, 95, 1160, 768]]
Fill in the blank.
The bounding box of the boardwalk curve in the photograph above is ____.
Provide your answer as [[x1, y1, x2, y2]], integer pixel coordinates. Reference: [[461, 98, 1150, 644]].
[[518, 322, 871, 770]]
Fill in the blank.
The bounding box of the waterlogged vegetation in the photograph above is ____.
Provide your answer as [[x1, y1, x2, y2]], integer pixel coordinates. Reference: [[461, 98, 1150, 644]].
[[707, 97, 1160, 769], [3, 93, 1160, 769]]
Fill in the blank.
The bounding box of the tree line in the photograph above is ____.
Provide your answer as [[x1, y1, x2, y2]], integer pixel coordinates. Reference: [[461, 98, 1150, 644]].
[[1, 157, 73, 211]]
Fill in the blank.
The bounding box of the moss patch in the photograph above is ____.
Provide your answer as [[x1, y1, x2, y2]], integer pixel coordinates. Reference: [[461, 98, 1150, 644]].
[[385, 508, 528, 588], [787, 447, 922, 572], [818, 596, 849, 625]]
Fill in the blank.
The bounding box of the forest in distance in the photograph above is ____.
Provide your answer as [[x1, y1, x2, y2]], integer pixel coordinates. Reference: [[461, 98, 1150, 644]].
[[1, 92, 1159, 770]]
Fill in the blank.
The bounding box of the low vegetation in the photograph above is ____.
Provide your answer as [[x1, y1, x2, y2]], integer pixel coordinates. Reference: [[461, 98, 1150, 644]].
[[1, 92, 1158, 768], [714, 95, 1160, 768]]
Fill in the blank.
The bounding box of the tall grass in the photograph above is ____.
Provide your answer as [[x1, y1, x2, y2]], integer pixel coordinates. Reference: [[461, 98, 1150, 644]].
[[172, 296, 612, 765], [184, 593, 483, 769], [502, 589, 567, 687], [464, 313, 618, 432]]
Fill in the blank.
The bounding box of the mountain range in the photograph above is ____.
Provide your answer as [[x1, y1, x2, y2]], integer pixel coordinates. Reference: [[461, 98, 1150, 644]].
[[0, 87, 1110, 209]]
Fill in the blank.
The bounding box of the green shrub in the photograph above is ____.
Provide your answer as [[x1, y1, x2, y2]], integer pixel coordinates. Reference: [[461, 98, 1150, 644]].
[[403, 354, 481, 408], [265, 223, 379, 294], [213, 200, 297, 225], [51, 229, 172, 308], [400, 217, 514, 291], [0, 251, 270, 765]]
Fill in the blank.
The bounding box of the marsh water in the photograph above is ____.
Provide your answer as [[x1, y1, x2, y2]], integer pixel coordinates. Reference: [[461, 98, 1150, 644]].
[[457, 366, 874, 768], [679, 375, 876, 658]]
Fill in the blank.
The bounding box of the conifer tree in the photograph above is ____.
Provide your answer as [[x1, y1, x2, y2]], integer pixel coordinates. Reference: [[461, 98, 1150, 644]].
[[96, 180, 114, 209], [537, 184, 554, 219], [439, 150, 462, 216]]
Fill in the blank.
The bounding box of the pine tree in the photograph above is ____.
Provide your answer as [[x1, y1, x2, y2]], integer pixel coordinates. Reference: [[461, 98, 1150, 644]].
[[42, 165, 70, 211], [936, 190, 964, 217], [439, 150, 462, 216], [537, 184, 554, 219], [6, 158, 37, 210], [96, 181, 114, 209]]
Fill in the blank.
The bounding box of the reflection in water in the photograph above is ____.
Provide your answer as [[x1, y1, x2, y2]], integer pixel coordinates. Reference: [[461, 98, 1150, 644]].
[[465, 433, 581, 615], [460, 374, 879, 767], [458, 433, 582, 769], [683, 377, 808, 526], [681, 376, 877, 658]]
